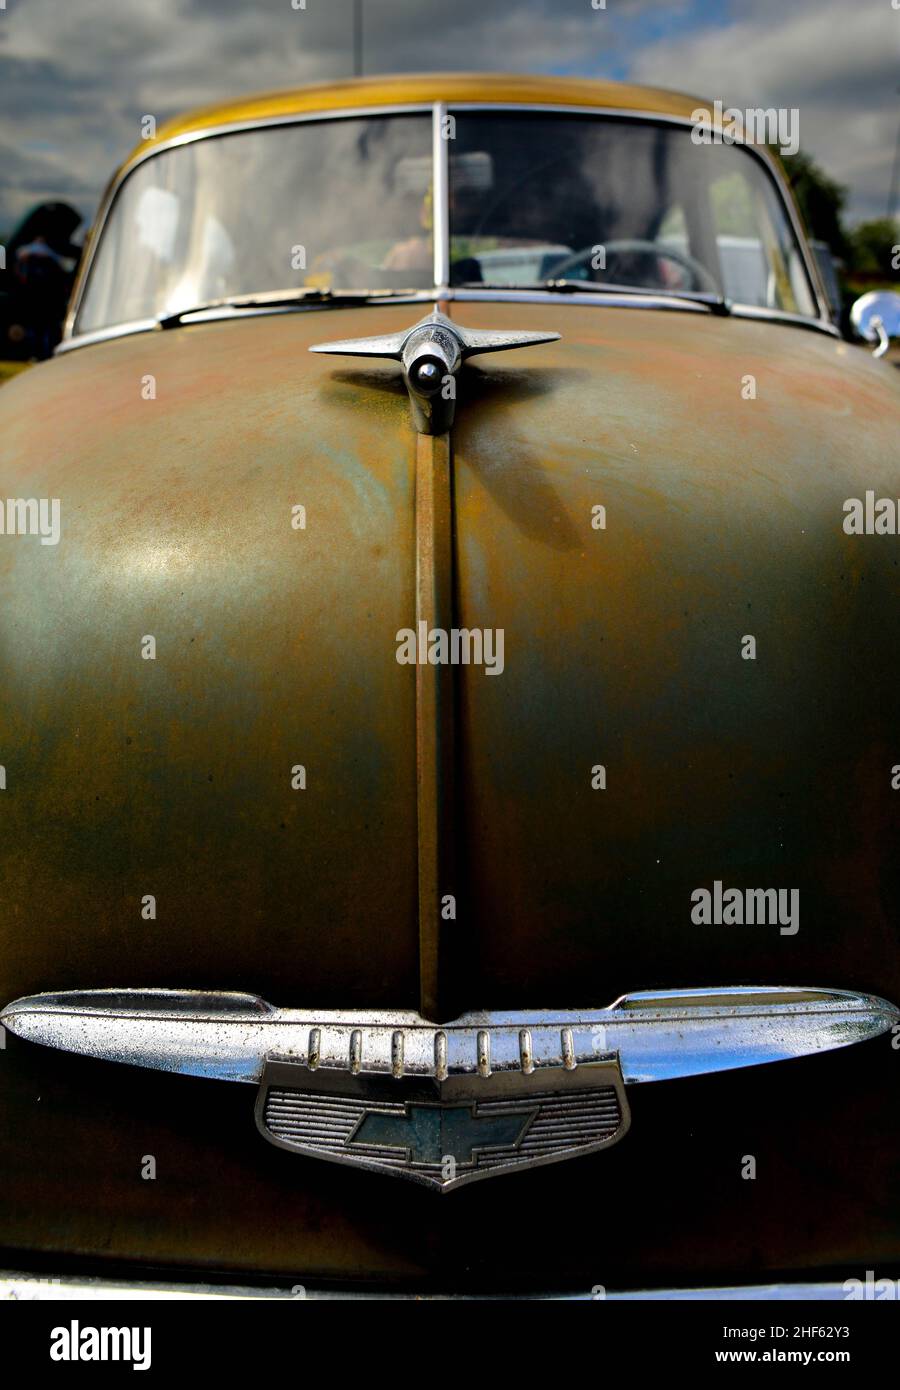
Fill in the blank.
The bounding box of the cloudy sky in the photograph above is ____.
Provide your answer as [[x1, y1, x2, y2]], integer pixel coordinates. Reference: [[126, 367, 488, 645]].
[[1, 0, 898, 235]]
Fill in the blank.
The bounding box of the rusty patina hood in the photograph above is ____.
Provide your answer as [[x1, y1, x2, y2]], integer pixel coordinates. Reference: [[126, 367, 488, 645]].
[[1, 300, 899, 1284]]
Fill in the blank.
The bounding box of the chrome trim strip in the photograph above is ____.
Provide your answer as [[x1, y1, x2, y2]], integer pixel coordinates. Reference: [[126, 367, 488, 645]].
[[56, 294, 441, 355], [56, 318, 161, 353], [63, 96, 830, 348], [727, 302, 841, 337], [598, 1283, 861, 1303], [55, 290, 839, 357], [123, 101, 433, 161], [3, 985, 895, 1086], [432, 102, 450, 290], [445, 287, 709, 312], [308, 1282, 866, 1302], [451, 288, 838, 335], [0, 1272, 291, 1301], [0, 1271, 866, 1301]]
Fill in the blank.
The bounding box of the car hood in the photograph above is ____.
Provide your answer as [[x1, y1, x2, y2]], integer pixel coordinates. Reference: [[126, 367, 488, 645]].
[[1, 301, 899, 1287], [447, 302, 900, 1013], [0, 308, 423, 1011]]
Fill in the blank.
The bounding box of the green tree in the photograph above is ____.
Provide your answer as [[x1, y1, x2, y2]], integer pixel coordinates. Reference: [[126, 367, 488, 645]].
[[777, 150, 850, 260], [846, 218, 900, 280]]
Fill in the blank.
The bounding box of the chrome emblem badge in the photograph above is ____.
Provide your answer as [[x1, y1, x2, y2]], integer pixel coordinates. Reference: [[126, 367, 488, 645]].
[[3, 985, 897, 1193], [256, 1060, 629, 1192]]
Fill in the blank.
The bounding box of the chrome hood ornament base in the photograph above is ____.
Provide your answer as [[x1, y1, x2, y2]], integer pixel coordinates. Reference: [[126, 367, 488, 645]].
[[2, 985, 895, 1191], [310, 309, 560, 434]]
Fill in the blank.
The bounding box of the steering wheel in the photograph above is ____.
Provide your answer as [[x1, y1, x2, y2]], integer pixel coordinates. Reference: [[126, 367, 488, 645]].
[[547, 239, 720, 295]]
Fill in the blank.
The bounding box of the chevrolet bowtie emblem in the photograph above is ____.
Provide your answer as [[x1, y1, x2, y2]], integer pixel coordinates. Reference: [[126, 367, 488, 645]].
[[351, 1102, 534, 1166], [256, 1060, 628, 1192], [3, 986, 897, 1193], [310, 309, 560, 434]]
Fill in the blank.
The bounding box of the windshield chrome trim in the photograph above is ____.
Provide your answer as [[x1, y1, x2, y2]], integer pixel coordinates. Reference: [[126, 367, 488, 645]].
[[451, 287, 840, 334], [727, 302, 841, 336], [62, 97, 832, 348], [432, 103, 451, 290], [449, 286, 708, 312], [56, 293, 442, 355], [56, 289, 840, 357], [56, 317, 161, 353]]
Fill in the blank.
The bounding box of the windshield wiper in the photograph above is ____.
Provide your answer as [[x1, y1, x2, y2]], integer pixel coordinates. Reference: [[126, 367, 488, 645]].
[[157, 287, 414, 330], [158, 281, 733, 331], [461, 281, 732, 315]]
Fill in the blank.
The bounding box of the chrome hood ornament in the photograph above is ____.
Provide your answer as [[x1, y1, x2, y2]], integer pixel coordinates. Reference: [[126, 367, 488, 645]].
[[310, 309, 560, 434], [2, 985, 895, 1192]]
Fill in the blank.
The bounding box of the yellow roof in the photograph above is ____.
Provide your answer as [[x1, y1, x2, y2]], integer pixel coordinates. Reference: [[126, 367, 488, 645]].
[[127, 73, 708, 170]]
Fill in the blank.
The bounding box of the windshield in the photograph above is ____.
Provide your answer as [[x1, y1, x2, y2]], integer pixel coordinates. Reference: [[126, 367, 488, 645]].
[[75, 108, 818, 335], [76, 113, 435, 332], [449, 112, 816, 314]]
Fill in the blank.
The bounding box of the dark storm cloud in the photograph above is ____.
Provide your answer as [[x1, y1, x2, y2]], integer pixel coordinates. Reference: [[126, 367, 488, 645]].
[[0, 0, 895, 234]]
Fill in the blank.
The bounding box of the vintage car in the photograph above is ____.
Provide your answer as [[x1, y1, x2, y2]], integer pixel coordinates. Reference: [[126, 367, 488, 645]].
[[1, 73, 900, 1299]]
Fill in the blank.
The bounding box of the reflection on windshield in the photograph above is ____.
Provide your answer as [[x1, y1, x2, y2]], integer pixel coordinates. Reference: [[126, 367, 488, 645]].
[[448, 113, 815, 315], [76, 109, 818, 334], [77, 115, 434, 332]]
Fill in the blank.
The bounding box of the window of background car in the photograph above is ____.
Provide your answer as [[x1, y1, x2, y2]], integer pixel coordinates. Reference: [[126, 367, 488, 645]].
[[447, 112, 818, 316], [75, 113, 434, 332]]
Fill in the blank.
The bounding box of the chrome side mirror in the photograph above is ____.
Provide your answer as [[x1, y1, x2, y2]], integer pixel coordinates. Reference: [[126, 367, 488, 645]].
[[850, 290, 900, 359]]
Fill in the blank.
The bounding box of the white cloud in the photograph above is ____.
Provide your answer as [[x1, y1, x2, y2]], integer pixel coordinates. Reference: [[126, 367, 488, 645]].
[[630, 0, 900, 222], [0, 0, 894, 231]]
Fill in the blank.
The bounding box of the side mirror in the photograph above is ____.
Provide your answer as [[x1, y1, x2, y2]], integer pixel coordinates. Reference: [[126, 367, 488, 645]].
[[850, 290, 900, 359]]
